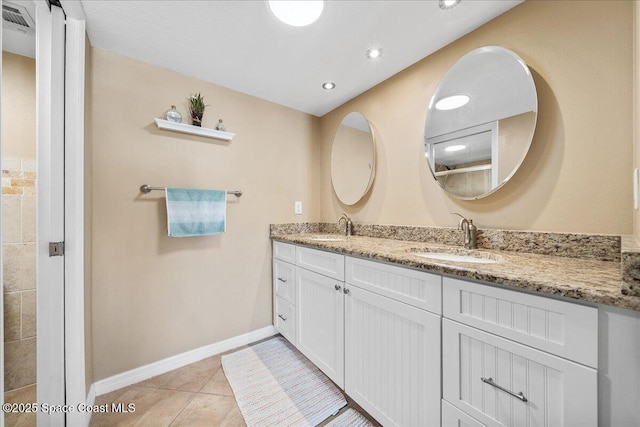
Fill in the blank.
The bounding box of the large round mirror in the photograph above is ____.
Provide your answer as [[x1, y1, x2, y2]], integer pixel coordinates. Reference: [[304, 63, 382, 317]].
[[331, 112, 376, 205], [424, 46, 537, 200]]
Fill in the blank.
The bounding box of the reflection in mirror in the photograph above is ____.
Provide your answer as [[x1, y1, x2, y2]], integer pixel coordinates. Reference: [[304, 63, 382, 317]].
[[2, 0, 38, 412], [331, 112, 376, 205], [424, 46, 537, 200]]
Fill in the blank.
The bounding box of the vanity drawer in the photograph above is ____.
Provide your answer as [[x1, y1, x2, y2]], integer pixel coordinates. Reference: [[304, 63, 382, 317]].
[[273, 259, 296, 304], [296, 246, 345, 281], [273, 241, 296, 264], [345, 256, 441, 314], [442, 400, 487, 427], [443, 319, 597, 427], [274, 295, 296, 345], [443, 277, 598, 367]]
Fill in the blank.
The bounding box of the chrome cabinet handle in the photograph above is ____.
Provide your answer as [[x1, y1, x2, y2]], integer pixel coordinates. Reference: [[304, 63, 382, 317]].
[[343, 288, 350, 295], [277, 277, 287, 283], [278, 314, 287, 321], [481, 377, 527, 402], [335, 284, 342, 291]]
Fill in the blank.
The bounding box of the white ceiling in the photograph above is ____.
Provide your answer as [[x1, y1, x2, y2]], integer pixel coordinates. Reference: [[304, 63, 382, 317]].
[[85, 1, 520, 117]]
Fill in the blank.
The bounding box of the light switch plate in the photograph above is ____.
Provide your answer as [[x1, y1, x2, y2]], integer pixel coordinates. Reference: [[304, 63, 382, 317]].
[[294, 201, 303, 215]]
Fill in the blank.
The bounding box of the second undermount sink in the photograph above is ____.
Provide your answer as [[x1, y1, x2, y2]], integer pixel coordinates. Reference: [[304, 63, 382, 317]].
[[412, 252, 499, 264]]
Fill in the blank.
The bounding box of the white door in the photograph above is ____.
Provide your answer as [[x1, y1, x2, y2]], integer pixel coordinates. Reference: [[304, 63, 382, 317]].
[[443, 319, 597, 427], [295, 267, 344, 388], [35, 3, 66, 426], [344, 284, 441, 427]]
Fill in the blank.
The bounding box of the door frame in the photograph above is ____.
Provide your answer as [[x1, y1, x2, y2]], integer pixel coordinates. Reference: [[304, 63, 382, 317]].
[[35, 2, 66, 425], [62, 2, 88, 425]]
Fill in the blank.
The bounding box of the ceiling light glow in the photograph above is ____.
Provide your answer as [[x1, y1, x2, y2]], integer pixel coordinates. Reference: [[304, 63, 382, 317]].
[[366, 48, 383, 59], [269, 1, 324, 27], [322, 82, 336, 90], [435, 94, 470, 110], [438, 0, 461, 10], [445, 145, 466, 152]]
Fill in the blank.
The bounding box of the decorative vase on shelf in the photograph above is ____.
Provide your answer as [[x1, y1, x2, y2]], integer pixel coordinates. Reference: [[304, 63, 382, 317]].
[[165, 105, 182, 123], [215, 119, 226, 132], [188, 92, 207, 128]]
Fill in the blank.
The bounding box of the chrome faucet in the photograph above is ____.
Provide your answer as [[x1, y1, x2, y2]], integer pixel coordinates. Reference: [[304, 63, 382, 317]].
[[451, 213, 477, 249], [337, 213, 353, 238]]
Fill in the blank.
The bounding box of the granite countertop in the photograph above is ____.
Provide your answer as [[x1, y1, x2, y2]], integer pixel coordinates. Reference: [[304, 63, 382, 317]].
[[271, 233, 640, 312]]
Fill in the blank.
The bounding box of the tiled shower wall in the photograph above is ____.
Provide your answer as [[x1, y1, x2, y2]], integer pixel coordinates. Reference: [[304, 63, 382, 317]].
[[2, 157, 36, 392]]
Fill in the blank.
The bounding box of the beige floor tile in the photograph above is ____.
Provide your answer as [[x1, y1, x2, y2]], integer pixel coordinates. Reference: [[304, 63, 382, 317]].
[[4, 384, 37, 427], [169, 394, 243, 427], [138, 355, 222, 392], [199, 367, 234, 396], [90, 386, 195, 427], [4, 292, 21, 342]]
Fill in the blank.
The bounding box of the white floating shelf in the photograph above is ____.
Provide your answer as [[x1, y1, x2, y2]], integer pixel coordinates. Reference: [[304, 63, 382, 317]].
[[154, 118, 235, 141]]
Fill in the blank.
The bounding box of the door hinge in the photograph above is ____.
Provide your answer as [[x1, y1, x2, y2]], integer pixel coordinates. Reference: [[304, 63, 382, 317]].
[[49, 241, 65, 257]]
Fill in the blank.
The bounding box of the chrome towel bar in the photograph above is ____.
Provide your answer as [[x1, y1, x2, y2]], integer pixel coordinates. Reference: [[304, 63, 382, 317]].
[[140, 184, 242, 197]]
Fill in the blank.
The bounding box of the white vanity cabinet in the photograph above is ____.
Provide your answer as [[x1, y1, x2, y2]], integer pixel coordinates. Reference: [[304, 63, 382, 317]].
[[442, 277, 598, 427], [272, 240, 599, 427]]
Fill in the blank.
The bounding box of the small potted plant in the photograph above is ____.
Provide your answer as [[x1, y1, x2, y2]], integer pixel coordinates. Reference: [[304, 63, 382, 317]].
[[188, 93, 208, 127]]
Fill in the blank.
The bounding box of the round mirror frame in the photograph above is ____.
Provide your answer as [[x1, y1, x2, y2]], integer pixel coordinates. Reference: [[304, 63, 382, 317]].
[[424, 46, 538, 200], [330, 112, 376, 205]]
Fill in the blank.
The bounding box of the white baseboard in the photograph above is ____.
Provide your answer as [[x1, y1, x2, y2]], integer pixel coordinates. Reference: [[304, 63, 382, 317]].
[[85, 383, 96, 426], [93, 325, 277, 396]]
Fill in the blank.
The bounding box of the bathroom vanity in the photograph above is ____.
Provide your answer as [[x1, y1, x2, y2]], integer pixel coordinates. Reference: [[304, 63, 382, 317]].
[[269, 230, 636, 427]]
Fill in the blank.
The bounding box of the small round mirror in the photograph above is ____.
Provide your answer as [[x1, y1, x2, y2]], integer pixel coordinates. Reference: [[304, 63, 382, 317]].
[[331, 112, 376, 205], [424, 46, 537, 200]]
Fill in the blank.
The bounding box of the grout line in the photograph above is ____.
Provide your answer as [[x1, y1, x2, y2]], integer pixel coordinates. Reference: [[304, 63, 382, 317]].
[[166, 388, 199, 427]]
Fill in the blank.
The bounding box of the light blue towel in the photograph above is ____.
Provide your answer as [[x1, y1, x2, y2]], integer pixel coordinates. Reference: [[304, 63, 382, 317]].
[[165, 188, 227, 237]]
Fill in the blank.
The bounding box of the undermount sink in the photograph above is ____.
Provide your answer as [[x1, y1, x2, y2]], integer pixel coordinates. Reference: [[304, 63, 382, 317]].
[[412, 252, 499, 264], [309, 236, 345, 242]]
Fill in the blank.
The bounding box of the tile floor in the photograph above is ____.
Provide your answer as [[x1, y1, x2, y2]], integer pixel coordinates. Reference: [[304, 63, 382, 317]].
[[4, 384, 36, 427], [3, 338, 379, 426]]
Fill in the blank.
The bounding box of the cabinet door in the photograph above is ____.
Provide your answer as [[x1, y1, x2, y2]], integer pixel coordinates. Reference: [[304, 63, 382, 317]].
[[345, 284, 441, 427], [273, 259, 296, 304], [295, 267, 344, 388], [443, 319, 597, 427]]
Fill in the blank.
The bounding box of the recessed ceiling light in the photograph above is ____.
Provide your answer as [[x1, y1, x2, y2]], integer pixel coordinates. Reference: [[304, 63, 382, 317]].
[[438, 0, 461, 10], [445, 145, 466, 152], [366, 48, 383, 59], [269, 1, 324, 27], [435, 94, 470, 110], [322, 82, 336, 90]]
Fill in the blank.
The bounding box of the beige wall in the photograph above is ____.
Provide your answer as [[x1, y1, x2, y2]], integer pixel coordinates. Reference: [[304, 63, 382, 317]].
[[320, 0, 633, 234], [1, 52, 36, 159], [635, 1, 640, 239], [88, 48, 320, 380]]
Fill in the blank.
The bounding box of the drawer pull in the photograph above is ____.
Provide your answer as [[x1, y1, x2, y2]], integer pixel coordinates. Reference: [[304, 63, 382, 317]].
[[343, 288, 350, 295], [481, 377, 528, 402], [277, 277, 287, 283], [335, 284, 342, 291], [278, 314, 287, 321]]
